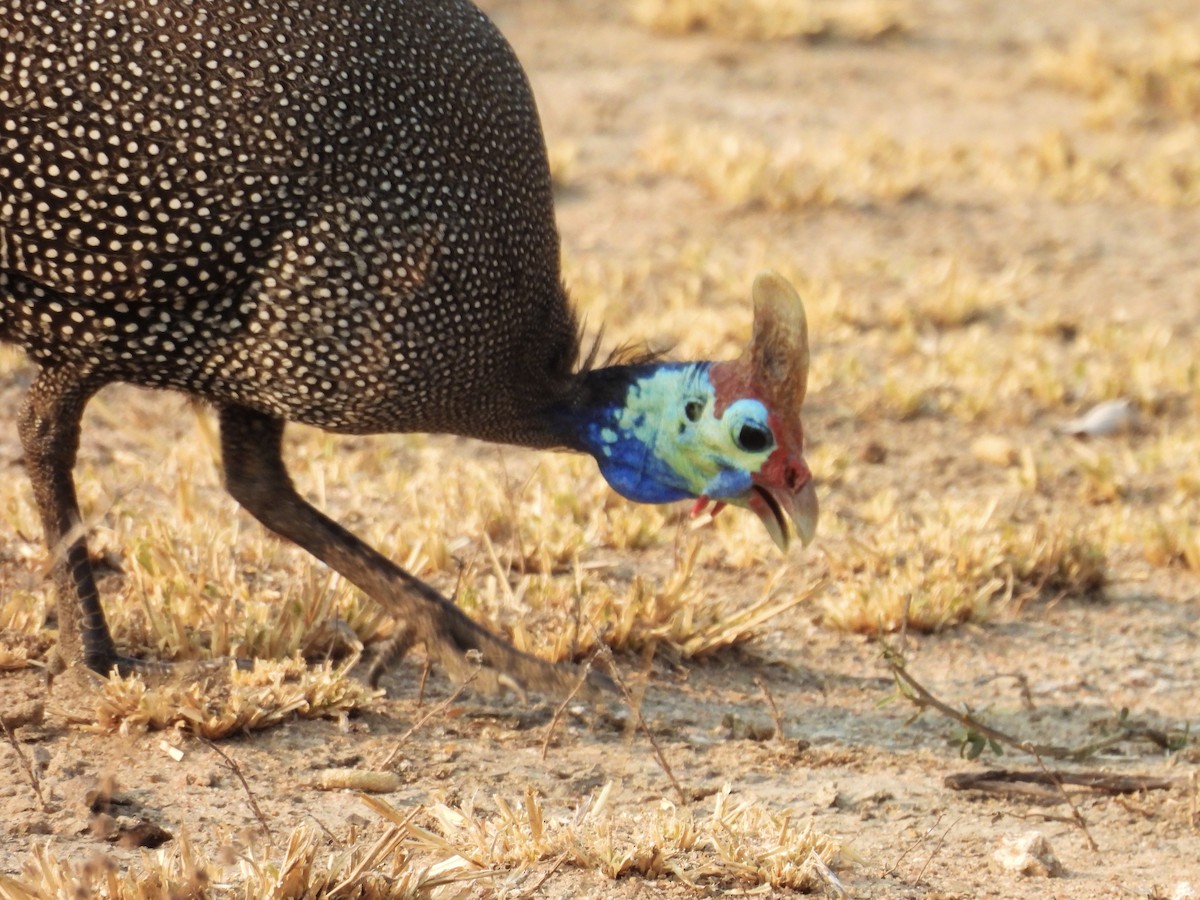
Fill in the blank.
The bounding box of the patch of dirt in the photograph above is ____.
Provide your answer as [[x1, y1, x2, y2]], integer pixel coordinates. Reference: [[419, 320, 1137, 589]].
[[1, 0, 1198, 896]]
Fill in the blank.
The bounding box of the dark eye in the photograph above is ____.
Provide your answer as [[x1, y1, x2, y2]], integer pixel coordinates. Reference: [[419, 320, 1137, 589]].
[[736, 423, 773, 453], [684, 399, 703, 422]]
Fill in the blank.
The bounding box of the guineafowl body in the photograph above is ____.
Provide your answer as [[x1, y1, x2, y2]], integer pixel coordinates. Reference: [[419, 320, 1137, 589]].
[[1, 0, 817, 693], [2, 0, 576, 443]]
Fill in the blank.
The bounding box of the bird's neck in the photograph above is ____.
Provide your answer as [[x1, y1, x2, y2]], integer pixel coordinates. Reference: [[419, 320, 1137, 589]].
[[551, 361, 713, 504]]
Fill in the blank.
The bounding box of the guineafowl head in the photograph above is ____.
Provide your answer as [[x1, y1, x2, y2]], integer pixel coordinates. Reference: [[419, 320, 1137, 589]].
[[562, 272, 818, 551]]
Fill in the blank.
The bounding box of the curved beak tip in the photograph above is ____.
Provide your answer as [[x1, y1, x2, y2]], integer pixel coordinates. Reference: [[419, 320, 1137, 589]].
[[792, 478, 819, 549], [752, 478, 819, 553]]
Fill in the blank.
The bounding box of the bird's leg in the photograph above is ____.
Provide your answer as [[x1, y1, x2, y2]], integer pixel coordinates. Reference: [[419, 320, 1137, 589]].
[[18, 368, 118, 674], [218, 403, 609, 699], [365, 624, 417, 688]]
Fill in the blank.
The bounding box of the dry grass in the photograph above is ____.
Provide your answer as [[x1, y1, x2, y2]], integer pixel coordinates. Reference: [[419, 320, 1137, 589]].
[[818, 495, 1108, 634], [642, 125, 930, 210], [643, 121, 1200, 210], [1035, 20, 1200, 127], [1139, 505, 1200, 572], [0, 821, 480, 900], [90, 657, 379, 738], [629, 0, 910, 43], [1, 839, 216, 900], [1011, 127, 1200, 207], [462, 537, 822, 664], [547, 140, 579, 188], [0, 786, 841, 898], [411, 782, 842, 891]]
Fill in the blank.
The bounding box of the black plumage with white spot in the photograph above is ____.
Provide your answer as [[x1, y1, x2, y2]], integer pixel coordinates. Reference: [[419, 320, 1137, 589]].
[[1, 0, 578, 441]]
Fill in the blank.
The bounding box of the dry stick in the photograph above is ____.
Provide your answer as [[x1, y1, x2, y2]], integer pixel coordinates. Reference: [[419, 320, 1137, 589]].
[[1031, 751, 1099, 852], [570, 555, 585, 663], [515, 851, 570, 900], [540, 655, 598, 761], [416, 658, 433, 709], [882, 812, 943, 878], [883, 644, 1122, 853], [945, 770, 1180, 796], [881, 643, 1065, 757], [598, 645, 687, 806], [2, 720, 47, 811], [1007, 809, 1082, 828], [200, 738, 272, 843], [913, 816, 961, 885], [880, 642, 1174, 761], [377, 666, 481, 769], [306, 812, 343, 848], [753, 675, 787, 743]]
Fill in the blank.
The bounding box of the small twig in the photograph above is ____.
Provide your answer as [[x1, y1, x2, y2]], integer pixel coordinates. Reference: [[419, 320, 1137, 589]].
[[2, 720, 47, 811], [570, 555, 585, 662], [540, 655, 596, 761], [1031, 750, 1099, 852], [1004, 809, 1083, 827], [200, 738, 271, 843], [945, 769, 1182, 797], [806, 849, 849, 898], [515, 851, 569, 899], [306, 812, 342, 848], [416, 657, 432, 708], [886, 643, 1182, 762], [913, 816, 960, 885], [377, 666, 481, 769], [598, 645, 686, 806], [978, 672, 1035, 711], [753, 675, 787, 743], [881, 642, 1069, 758], [882, 812, 943, 878]]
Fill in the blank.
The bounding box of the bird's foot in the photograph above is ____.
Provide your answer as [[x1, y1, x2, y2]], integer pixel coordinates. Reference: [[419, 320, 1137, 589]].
[[364, 615, 616, 703]]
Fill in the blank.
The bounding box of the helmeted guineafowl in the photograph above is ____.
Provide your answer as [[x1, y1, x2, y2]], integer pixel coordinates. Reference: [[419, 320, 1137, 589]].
[[0, 0, 817, 696]]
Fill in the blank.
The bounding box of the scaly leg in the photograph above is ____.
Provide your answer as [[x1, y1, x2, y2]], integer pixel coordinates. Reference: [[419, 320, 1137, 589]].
[[18, 367, 117, 674], [218, 403, 608, 699]]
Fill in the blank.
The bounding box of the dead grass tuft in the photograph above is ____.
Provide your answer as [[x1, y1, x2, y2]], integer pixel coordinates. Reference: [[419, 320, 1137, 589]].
[[1035, 20, 1200, 127], [629, 0, 910, 43], [467, 541, 821, 664], [1139, 505, 1200, 573], [1010, 127, 1200, 206], [641, 126, 929, 210], [1, 820, 480, 899], [91, 657, 379, 737], [2, 837, 212, 900], [236, 818, 482, 899], [547, 140, 579, 188], [414, 782, 842, 891], [821, 496, 1108, 634]]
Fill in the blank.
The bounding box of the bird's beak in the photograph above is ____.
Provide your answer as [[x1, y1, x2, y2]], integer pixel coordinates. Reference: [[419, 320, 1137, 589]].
[[746, 476, 819, 552]]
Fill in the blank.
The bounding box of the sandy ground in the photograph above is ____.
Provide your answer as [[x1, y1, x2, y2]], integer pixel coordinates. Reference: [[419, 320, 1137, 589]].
[[2, 0, 1199, 896]]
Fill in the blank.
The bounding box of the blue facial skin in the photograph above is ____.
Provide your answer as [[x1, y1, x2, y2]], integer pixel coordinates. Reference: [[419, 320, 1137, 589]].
[[567, 362, 765, 506]]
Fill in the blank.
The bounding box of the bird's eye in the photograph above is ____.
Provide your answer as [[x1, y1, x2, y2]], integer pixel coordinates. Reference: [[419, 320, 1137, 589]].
[[735, 423, 773, 453], [684, 399, 704, 422], [723, 398, 775, 455]]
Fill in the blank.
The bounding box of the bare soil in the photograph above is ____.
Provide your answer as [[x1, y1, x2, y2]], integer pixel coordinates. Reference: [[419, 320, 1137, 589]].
[[2, 0, 1199, 897]]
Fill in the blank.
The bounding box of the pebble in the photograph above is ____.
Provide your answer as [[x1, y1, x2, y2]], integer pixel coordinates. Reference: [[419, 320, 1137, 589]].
[[990, 830, 1065, 877]]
